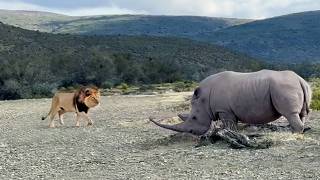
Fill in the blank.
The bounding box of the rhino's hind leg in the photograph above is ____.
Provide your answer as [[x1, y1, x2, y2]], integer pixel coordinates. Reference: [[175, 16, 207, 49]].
[[284, 113, 304, 133]]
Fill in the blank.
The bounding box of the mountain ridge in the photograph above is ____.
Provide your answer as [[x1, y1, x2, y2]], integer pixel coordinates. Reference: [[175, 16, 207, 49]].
[[209, 10, 320, 63], [0, 9, 253, 39]]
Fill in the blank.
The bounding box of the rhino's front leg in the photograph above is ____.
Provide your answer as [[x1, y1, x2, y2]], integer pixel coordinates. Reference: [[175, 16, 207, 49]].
[[219, 112, 238, 130], [196, 128, 251, 148], [216, 129, 252, 148], [209, 113, 272, 149], [211, 129, 272, 149], [195, 123, 220, 147], [195, 113, 238, 148]]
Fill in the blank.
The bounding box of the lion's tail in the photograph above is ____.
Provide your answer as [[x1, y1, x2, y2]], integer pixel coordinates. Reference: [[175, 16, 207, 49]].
[[42, 95, 58, 120], [41, 110, 51, 120], [41, 115, 48, 120]]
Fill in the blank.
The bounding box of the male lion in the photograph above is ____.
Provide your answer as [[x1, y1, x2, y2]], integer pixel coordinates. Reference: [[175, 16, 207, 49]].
[[42, 86, 101, 128]]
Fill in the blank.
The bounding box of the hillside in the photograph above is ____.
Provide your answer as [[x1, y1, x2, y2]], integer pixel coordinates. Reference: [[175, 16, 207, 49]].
[[1, 10, 320, 64], [0, 10, 75, 32], [0, 22, 262, 100], [0, 9, 252, 39], [210, 11, 320, 63]]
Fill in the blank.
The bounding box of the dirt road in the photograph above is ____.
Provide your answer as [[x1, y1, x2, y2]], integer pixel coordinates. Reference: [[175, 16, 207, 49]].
[[0, 92, 319, 179]]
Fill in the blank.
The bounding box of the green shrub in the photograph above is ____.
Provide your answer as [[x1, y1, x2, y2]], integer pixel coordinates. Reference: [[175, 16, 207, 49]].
[[116, 83, 129, 90], [311, 83, 320, 110], [172, 81, 198, 92]]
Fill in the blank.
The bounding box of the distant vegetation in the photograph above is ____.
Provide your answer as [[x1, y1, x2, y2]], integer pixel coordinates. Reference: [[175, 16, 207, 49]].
[[0, 22, 262, 100]]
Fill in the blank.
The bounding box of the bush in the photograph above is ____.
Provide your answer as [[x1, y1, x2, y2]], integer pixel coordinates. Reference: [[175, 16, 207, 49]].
[[172, 81, 198, 92], [116, 83, 129, 90], [311, 86, 320, 110], [310, 78, 320, 110]]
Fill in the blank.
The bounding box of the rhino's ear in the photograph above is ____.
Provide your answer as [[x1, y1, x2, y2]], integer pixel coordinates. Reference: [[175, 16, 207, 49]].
[[193, 87, 201, 99]]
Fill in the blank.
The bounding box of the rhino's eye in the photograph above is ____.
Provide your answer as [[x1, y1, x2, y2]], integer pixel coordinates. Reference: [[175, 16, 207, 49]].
[[201, 98, 206, 103]]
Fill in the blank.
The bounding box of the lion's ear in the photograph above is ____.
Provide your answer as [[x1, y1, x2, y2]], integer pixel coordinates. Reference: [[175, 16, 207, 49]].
[[85, 89, 91, 96], [77, 88, 86, 103]]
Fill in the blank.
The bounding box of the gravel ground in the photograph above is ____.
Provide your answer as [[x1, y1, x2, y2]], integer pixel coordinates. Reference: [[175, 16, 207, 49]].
[[0, 92, 319, 179]]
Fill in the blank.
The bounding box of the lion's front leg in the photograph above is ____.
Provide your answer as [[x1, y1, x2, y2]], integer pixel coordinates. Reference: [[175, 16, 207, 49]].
[[76, 112, 93, 126], [75, 113, 81, 127], [84, 113, 94, 126]]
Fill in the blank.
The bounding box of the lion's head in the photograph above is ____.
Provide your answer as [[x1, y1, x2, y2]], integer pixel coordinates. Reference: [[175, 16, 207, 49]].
[[77, 86, 101, 108]]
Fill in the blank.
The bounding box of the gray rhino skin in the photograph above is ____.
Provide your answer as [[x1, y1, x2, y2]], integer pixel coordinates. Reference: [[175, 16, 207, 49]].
[[150, 70, 312, 135]]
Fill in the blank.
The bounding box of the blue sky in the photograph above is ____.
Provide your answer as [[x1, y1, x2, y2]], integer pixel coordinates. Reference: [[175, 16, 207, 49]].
[[0, 0, 319, 19]]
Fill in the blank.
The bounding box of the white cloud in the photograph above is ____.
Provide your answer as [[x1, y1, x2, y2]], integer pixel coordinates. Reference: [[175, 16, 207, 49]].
[[117, 0, 320, 19], [0, 0, 319, 18]]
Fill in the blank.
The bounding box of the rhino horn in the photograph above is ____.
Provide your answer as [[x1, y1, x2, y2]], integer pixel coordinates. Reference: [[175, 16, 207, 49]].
[[149, 117, 190, 133], [178, 113, 189, 121]]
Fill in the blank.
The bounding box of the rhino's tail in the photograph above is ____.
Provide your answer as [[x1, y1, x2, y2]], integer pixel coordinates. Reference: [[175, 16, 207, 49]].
[[299, 77, 312, 114]]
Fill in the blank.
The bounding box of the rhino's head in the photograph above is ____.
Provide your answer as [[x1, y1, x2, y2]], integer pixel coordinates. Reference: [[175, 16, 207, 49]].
[[150, 87, 213, 135]]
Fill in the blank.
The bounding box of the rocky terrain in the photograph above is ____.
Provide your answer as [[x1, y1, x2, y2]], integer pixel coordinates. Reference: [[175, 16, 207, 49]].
[[0, 92, 319, 179]]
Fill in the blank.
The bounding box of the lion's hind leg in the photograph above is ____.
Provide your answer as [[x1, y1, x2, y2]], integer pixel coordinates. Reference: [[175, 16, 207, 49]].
[[48, 109, 59, 128], [48, 96, 59, 128]]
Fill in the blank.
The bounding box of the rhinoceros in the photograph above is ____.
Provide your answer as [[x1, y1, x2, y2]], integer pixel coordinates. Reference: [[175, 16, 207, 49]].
[[150, 70, 312, 135]]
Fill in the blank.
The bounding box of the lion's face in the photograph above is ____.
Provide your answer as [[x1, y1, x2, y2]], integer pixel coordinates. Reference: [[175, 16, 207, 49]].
[[82, 87, 101, 108]]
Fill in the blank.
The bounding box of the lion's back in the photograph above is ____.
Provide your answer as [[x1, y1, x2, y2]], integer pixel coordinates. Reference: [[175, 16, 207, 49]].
[[53, 92, 76, 112]]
